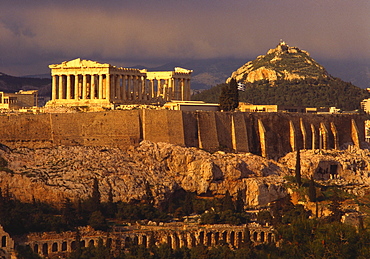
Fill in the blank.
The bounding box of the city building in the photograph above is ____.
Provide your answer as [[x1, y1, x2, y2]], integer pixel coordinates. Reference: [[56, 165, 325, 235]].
[[164, 101, 220, 111], [238, 102, 333, 113], [361, 98, 370, 114], [0, 90, 38, 110]]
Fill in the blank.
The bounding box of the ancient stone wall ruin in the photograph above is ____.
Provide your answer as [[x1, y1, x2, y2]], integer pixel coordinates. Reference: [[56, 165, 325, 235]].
[[0, 110, 365, 158], [15, 223, 274, 258]]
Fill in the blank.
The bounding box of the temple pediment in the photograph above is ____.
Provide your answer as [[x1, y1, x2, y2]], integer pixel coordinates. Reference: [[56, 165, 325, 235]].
[[49, 58, 110, 69]]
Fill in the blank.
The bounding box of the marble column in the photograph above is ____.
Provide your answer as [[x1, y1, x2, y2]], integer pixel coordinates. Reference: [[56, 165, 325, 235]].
[[91, 74, 96, 99], [138, 76, 143, 100], [173, 78, 178, 99], [105, 74, 111, 101], [66, 75, 71, 99], [181, 78, 185, 101], [98, 74, 103, 99], [127, 75, 132, 100], [122, 75, 127, 100], [150, 79, 154, 98], [157, 79, 162, 97], [52, 75, 57, 100], [167, 78, 173, 100], [82, 74, 87, 99], [115, 75, 120, 100], [58, 75, 64, 99], [133, 76, 138, 100], [74, 75, 79, 99]]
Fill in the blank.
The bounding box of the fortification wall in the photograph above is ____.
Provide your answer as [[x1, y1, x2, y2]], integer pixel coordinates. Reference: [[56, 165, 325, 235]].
[[0, 110, 365, 158], [141, 109, 185, 146]]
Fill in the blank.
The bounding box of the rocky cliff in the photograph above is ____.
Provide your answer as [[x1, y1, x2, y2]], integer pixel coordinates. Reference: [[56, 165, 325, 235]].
[[226, 41, 330, 84], [1, 141, 370, 209], [0, 141, 289, 207]]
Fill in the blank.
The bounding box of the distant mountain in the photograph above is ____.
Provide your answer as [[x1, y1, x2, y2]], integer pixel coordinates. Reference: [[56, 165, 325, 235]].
[[144, 56, 369, 91], [0, 72, 51, 97], [193, 42, 370, 111], [23, 73, 51, 79], [227, 41, 330, 84]]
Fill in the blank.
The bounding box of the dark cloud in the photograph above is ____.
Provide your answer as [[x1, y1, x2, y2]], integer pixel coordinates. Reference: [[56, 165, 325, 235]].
[[0, 0, 369, 76]]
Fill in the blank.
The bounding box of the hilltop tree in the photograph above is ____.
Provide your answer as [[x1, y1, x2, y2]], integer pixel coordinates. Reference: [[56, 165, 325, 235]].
[[219, 78, 239, 111]]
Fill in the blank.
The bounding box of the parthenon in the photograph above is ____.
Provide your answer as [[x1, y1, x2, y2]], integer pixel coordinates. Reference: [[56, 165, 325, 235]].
[[46, 58, 192, 108]]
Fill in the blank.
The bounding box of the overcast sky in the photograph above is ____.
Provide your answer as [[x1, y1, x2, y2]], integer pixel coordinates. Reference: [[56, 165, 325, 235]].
[[0, 0, 369, 76]]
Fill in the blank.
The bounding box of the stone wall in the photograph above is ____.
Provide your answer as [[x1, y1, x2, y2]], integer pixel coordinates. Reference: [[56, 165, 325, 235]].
[[0, 225, 15, 259], [16, 223, 274, 258], [0, 110, 365, 158]]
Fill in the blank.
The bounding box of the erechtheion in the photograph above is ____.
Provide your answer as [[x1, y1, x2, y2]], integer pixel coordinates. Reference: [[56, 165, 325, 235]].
[[46, 58, 192, 108]]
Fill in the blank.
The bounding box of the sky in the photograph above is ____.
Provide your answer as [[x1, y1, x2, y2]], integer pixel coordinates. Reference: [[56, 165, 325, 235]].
[[0, 0, 369, 76]]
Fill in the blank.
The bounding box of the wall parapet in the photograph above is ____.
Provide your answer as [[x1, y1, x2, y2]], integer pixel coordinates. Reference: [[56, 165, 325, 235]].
[[0, 110, 365, 158]]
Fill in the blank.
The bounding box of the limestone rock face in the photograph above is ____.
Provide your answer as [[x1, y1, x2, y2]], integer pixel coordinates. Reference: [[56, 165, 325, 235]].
[[226, 41, 329, 84], [0, 141, 290, 207], [279, 148, 370, 195], [2, 142, 370, 208], [244, 176, 287, 207]]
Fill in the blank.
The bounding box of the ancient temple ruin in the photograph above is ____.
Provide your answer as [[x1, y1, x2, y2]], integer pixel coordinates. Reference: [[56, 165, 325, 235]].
[[46, 58, 192, 108]]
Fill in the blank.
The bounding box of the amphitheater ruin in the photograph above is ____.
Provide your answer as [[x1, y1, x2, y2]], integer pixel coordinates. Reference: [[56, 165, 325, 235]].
[[1, 223, 274, 258]]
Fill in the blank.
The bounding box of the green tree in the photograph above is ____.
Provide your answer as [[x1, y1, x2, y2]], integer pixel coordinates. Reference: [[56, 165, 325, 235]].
[[219, 79, 239, 111], [222, 191, 234, 212], [295, 149, 302, 186], [88, 211, 108, 231], [16, 245, 43, 259], [235, 190, 244, 213], [91, 178, 101, 212], [62, 198, 77, 228], [308, 176, 316, 202]]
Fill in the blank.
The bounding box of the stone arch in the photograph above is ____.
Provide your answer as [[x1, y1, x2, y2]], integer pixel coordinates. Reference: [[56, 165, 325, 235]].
[[125, 237, 131, 248], [206, 232, 212, 247], [62, 242, 67, 251], [174, 234, 180, 249], [114, 239, 121, 250], [253, 231, 258, 241], [230, 231, 235, 247], [52, 242, 58, 252], [267, 233, 273, 243], [33, 244, 39, 253], [237, 232, 243, 247], [71, 241, 77, 251], [133, 236, 138, 246], [42, 243, 48, 256], [260, 232, 265, 242], [142, 235, 147, 248], [1, 236, 5, 247], [222, 231, 227, 244], [190, 234, 196, 248], [181, 233, 188, 247], [167, 235, 172, 248], [199, 231, 204, 246], [80, 240, 86, 248], [214, 232, 220, 245], [106, 238, 112, 248], [89, 240, 95, 247]]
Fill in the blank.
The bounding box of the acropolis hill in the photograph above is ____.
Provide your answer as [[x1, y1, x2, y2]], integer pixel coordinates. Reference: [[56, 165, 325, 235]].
[[2, 56, 370, 259]]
